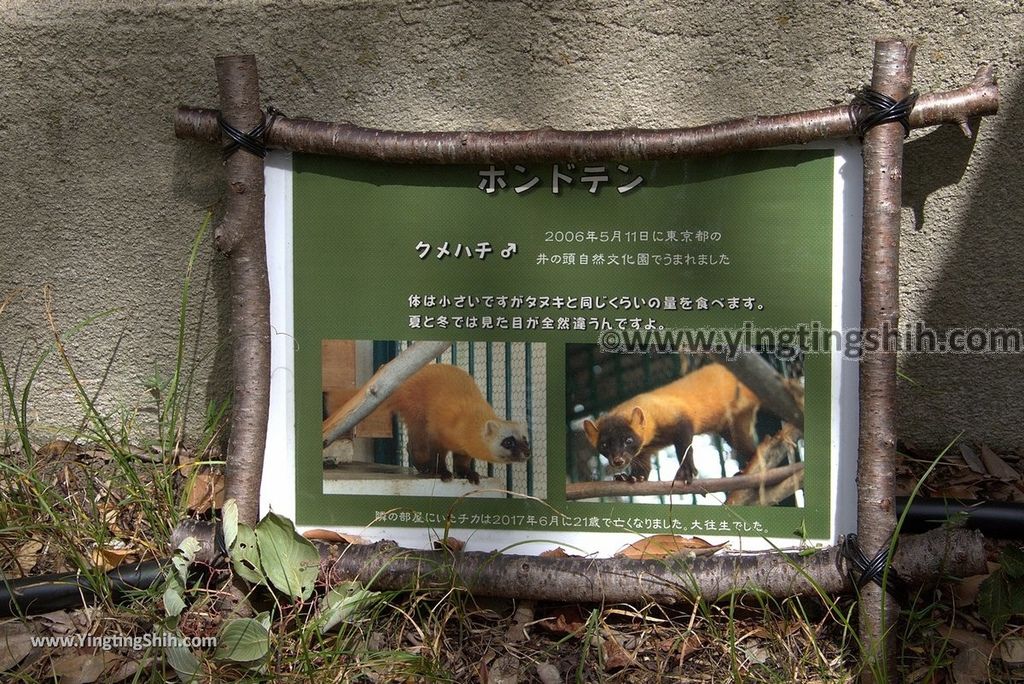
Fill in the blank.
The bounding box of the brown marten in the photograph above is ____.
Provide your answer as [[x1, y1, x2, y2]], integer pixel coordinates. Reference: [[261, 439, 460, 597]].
[[582, 363, 759, 484], [384, 364, 530, 484]]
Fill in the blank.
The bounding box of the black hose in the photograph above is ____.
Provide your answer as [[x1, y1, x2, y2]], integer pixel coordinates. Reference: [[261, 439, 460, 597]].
[[897, 497, 1024, 539], [0, 559, 167, 618]]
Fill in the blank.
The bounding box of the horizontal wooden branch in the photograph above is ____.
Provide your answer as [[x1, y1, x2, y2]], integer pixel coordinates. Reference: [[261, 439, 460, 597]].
[[566, 462, 804, 501], [175, 65, 997, 162], [171, 520, 985, 604], [323, 526, 984, 602]]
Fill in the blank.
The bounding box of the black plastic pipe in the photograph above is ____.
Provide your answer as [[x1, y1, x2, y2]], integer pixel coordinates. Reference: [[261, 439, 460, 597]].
[[0, 559, 166, 618], [896, 497, 1024, 539]]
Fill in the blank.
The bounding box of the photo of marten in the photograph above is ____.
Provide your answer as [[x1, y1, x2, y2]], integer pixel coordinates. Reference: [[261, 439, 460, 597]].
[[322, 340, 546, 499], [565, 345, 805, 507]]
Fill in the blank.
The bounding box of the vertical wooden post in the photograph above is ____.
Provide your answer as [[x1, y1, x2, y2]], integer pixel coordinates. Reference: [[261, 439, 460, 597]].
[[858, 39, 915, 682], [215, 55, 271, 525]]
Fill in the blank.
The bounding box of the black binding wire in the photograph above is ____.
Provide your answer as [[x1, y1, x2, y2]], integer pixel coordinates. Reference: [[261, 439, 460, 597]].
[[850, 88, 918, 138], [218, 106, 283, 160], [839, 533, 909, 604]]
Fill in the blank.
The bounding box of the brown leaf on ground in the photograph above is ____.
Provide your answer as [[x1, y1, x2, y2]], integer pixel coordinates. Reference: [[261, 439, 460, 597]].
[[302, 529, 368, 544], [0, 622, 35, 673], [999, 637, 1024, 666], [958, 444, 986, 475], [536, 605, 587, 636], [600, 629, 632, 671], [49, 652, 113, 684], [615, 535, 728, 559], [951, 647, 991, 684], [185, 469, 224, 513], [13, 538, 43, 575], [953, 574, 989, 606], [979, 444, 1019, 481], [434, 537, 465, 553], [89, 543, 134, 572], [506, 601, 535, 643], [36, 440, 78, 459]]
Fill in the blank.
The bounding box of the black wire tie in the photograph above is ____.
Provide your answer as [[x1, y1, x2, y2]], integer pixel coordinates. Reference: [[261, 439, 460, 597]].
[[839, 533, 909, 603], [850, 88, 918, 138], [218, 107, 282, 160]]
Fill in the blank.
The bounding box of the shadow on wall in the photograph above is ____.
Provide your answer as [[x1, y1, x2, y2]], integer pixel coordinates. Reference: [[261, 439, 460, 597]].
[[899, 71, 1024, 451], [901, 121, 979, 233]]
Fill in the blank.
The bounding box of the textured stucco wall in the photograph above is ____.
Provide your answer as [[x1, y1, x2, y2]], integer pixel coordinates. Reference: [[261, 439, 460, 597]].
[[1, 1, 1021, 451]]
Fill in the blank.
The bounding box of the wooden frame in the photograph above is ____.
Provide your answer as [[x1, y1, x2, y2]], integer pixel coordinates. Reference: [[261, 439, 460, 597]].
[[174, 41, 999, 681]]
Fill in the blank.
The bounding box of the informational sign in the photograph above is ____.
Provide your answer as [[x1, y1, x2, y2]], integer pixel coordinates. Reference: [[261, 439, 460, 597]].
[[262, 144, 861, 555]]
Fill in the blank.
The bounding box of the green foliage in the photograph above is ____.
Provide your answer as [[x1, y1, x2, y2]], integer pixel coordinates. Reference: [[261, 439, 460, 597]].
[[252, 512, 320, 602], [161, 505, 383, 680], [977, 545, 1024, 635], [225, 511, 319, 600], [316, 581, 385, 634], [147, 212, 212, 459], [163, 629, 202, 683], [215, 616, 271, 663]]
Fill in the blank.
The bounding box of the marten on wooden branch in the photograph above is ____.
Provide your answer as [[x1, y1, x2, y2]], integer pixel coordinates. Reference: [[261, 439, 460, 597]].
[[385, 364, 530, 484], [582, 363, 759, 484]]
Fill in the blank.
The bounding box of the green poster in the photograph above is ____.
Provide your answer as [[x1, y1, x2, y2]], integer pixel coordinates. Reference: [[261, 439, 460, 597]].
[[262, 145, 860, 553]]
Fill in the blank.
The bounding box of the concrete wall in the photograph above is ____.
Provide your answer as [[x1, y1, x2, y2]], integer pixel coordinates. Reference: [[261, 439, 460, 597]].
[[1, 1, 1021, 451]]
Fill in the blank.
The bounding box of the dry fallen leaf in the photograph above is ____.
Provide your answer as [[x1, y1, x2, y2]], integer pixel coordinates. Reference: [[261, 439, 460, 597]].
[[50, 652, 111, 684], [953, 573, 989, 606], [540, 547, 574, 557], [89, 543, 134, 572], [958, 443, 986, 475], [36, 440, 78, 459], [536, 604, 587, 635], [14, 538, 43, 575], [185, 469, 224, 513], [999, 637, 1024, 666], [0, 622, 35, 673], [600, 629, 632, 671], [951, 646, 990, 684], [434, 537, 465, 553], [615, 534, 728, 559], [979, 444, 1019, 481], [302, 529, 368, 544]]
